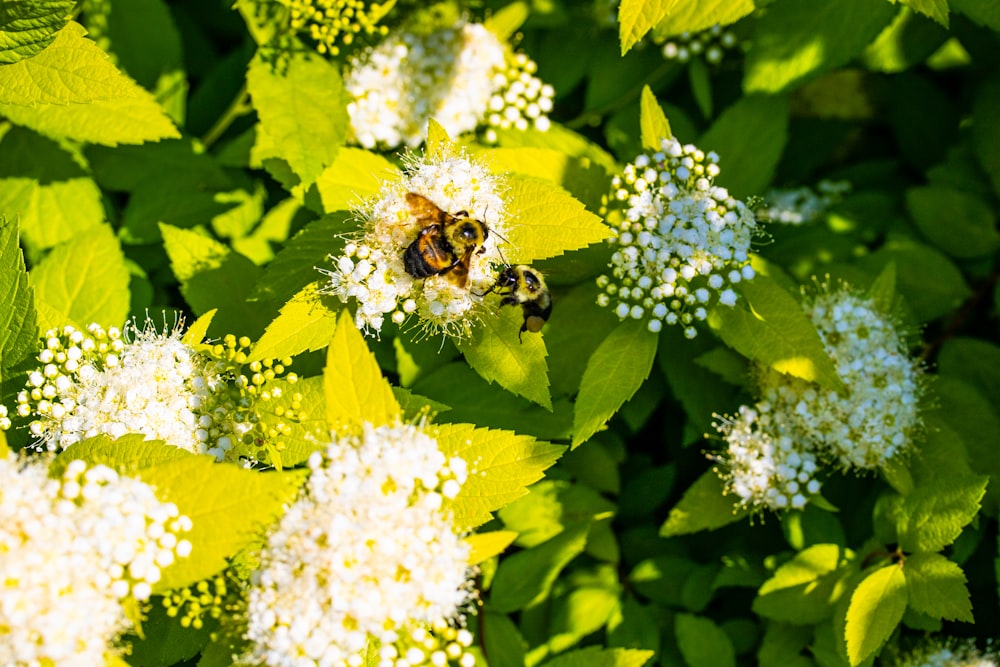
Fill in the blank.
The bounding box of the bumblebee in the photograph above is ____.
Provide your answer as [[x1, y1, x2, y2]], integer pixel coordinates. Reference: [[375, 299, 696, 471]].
[[485, 265, 553, 341], [403, 192, 489, 288]]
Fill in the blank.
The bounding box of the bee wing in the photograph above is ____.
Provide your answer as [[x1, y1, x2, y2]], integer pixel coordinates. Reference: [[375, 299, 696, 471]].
[[406, 192, 450, 226], [444, 247, 475, 289]]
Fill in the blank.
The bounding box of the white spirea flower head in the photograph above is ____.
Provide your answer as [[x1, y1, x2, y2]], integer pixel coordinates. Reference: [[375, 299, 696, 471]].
[[893, 638, 999, 667], [758, 179, 851, 225], [345, 21, 554, 149], [246, 421, 475, 667], [16, 322, 234, 457], [322, 150, 507, 339], [711, 403, 821, 512], [0, 455, 191, 666], [13, 322, 300, 465], [660, 23, 739, 65], [597, 136, 759, 335], [759, 283, 924, 470]]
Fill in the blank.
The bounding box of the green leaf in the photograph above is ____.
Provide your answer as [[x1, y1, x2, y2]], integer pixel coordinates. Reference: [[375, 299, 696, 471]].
[[905, 185, 999, 258], [867, 262, 897, 315], [608, 596, 661, 656], [938, 337, 1000, 405], [543, 646, 655, 667], [50, 434, 192, 479], [618, 0, 673, 55], [140, 457, 304, 591], [484, 1, 529, 41], [675, 613, 736, 667], [897, 0, 949, 27], [122, 600, 213, 667], [87, 139, 232, 194], [498, 479, 616, 548], [639, 85, 671, 151], [744, 0, 896, 93], [432, 421, 563, 530], [324, 309, 401, 432], [0, 126, 105, 252], [246, 50, 348, 187], [660, 470, 747, 537], [457, 308, 552, 409], [757, 622, 814, 667], [503, 174, 610, 265], [0, 22, 133, 101], [895, 475, 987, 553], [844, 565, 907, 666], [709, 275, 842, 391], [250, 212, 356, 305], [904, 552, 973, 622], [482, 611, 527, 667], [654, 0, 754, 37], [85, 0, 185, 97], [250, 281, 340, 363], [0, 88, 180, 146], [0, 0, 74, 63], [0, 215, 37, 370], [314, 148, 398, 214], [698, 94, 789, 199], [952, 0, 1000, 30], [29, 224, 130, 331], [862, 8, 949, 74], [857, 238, 971, 323], [160, 223, 268, 338], [573, 319, 657, 447], [488, 521, 590, 612], [753, 544, 856, 625]]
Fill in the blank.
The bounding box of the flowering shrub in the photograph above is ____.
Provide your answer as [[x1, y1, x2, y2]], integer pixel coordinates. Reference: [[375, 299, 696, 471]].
[[1, 0, 999, 666]]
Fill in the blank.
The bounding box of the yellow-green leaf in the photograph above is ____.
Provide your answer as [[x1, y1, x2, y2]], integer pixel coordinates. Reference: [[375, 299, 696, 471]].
[[315, 148, 398, 214], [639, 85, 671, 151], [660, 471, 748, 537], [181, 310, 216, 347], [432, 422, 563, 530], [484, 1, 529, 41], [0, 22, 138, 104], [0, 215, 37, 371], [0, 0, 75, 64], [504, 174, 609, 264], [324, 309, 401, 432], [619, 0, 675, 55], [654, 0, 754, 38], [250, 281, 340, 363], [897, 0, 949, 27], [845, 565, 907, 666], [426, 118, 451, 160], [29, 224, 129, 331], [464, 530, 518, 565], [573, 319, 658, 447], [457, 307, 552, 409], [904, 552, 973, 622]]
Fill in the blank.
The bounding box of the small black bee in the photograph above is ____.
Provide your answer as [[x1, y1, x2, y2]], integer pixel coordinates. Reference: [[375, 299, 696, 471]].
[[402, 192, 488, 288], [484, 265, 553, 341]]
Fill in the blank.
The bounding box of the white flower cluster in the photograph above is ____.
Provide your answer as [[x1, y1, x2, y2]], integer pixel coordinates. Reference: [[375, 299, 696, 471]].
[[13, 322, 242, 459], [711, 403, 821, 511], [0, 455, 192, 666], [712, 283, 924, 511], [597, 136, 758, 337], [246, 421, 475, 667], [283, 0, 391, 56], [322, 150, 508, 339], [660, 23, 738, 65], [345, 21, 552, 149], [482, 51, 555, 144], [758, 180, 851, 225], [894, 638, 998, 667]]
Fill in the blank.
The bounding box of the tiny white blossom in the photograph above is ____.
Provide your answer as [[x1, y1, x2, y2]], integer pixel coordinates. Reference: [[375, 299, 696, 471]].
[[246, 422, 475, 667], [598, 136, 759, 337]]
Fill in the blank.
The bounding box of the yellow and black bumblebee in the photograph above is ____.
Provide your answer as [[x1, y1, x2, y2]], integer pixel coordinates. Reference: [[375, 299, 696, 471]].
[[485, 265, 553, 341], [403, 192, 489, 289]]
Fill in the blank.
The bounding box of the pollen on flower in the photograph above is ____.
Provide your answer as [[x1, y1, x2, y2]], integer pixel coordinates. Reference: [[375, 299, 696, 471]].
[[711, 403, 822, 512], [0, 454, 192, 665], [344, 21, 553, 150], [321, 148, 507, 341], [245, 421, 476, 667], [596, 136, 759, 337]]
